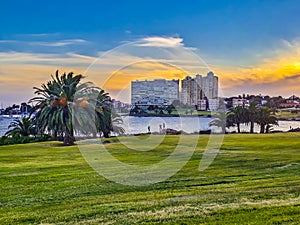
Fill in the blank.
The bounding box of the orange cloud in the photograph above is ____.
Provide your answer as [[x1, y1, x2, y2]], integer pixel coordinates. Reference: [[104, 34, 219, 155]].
[[211, 38, 300, 97], [0, 53, 91, 106], [102, 61, 188, 91], [2, 36, 300, 107]]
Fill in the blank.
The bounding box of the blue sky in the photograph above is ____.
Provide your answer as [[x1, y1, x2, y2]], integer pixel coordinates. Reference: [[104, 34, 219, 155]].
[[1, 0, 300, 105], [2, 0, 299, 59]]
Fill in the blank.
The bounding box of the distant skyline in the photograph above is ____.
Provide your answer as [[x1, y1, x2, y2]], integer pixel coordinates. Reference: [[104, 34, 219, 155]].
[[1, 0, 300, 106]]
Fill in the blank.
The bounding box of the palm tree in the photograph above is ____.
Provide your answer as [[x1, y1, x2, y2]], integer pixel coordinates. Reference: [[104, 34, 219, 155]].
[[209, 117, 226, 133], [255, 107, 278, 133], [30, 71, 112, 145], [247, 101, 258, 133], [5, 116, 36, 137], [111, 112, 125, 135], [209, 111, 235, 133], [231, 105, 247, 133]]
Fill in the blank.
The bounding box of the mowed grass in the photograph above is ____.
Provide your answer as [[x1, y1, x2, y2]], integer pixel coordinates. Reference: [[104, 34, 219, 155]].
[[1, 133, 300, 224]]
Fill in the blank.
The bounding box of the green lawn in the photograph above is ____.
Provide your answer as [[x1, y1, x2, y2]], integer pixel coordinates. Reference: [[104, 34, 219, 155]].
[[1, 133, 300, 224], [276, 110, 300, 120]]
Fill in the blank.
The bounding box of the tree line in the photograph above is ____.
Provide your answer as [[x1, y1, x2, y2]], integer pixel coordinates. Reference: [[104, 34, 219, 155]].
[[209, 101, 278, 133]]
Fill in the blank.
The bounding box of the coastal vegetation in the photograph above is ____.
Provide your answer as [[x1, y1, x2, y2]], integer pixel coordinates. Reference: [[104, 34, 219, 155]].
[[1, 71, 122, 146], [29, 70, 113, 145], [209, 103, 278, 134], [0, 116, 51, 145], [0, 133, 300, 224]]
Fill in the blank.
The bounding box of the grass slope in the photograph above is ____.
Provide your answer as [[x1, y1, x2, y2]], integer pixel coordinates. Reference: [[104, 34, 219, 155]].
[[0, 133, 300, 224]]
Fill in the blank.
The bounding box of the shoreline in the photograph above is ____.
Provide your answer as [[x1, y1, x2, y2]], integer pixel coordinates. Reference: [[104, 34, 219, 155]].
[[127, 114, 211, 118], [127, 113, 300, 121], [277, 118, 300, 121]]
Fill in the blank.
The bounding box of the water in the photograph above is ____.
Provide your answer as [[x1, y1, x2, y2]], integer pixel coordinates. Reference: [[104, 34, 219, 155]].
[[121, 116, 212, 134], [0, 117, 15, 136], [1, 116, 300, 137], [121, 116, 300, 134]]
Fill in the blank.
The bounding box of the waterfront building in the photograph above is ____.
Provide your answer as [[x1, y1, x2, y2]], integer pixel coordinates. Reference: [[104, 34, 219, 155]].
[[180, 71, 218, 110], [208, 99, 219, 111], [131, 71, 218, 110], [203, 71, 218, 99], [131, 79, 179, 105]]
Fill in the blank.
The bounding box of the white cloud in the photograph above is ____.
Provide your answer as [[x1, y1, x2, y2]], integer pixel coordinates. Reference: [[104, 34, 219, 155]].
[[17, 33, 61, 37], [28, 33, 60, 37], [0, 40, 17, 43], [33, 39, 88, 47], [136, 36, 184, 47], [0, 51, 94, 69]]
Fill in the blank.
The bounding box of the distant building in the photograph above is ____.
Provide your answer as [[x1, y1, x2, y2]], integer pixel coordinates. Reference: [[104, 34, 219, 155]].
[[131, 79, 179, 105], [261, 100, 268, 106], [232, 98, 250, 108], [180, 76, 197, 106], [197, 99, 207, 111], [130, 71, 219, 110], [180, 71, 218, 110], [112, 99, 131, 112], [203, 71, 218, 99], [208, 99, 219, 111], [279, 100, 300, 108]]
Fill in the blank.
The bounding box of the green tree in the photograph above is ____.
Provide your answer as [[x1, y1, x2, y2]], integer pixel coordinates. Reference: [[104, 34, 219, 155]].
[[247, 101, 258, 133], [231, 105, 247, 133], [209, 111, 235, 133], [30, 71, 112, 145], [255, 107, 278, 133], [5, 116, 36, 138], [111, 112, 125, 135], [166, 104, 175, 115], [95, 91, 113, 138]]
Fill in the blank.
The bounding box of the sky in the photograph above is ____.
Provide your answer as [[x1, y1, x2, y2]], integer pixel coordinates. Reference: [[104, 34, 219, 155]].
[[1, 0, 300, 105]]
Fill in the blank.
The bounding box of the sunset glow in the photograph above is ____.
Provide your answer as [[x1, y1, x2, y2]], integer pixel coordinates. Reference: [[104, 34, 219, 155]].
[[1, 1, 300, 105]]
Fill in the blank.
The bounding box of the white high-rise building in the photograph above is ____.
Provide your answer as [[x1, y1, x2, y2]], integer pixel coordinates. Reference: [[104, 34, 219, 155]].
[[203, 71, 218, 99], [180, 71, 218, 110], [131, 79, 179, 105]]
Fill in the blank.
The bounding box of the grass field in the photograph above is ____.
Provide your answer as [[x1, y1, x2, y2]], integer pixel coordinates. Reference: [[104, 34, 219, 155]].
[[276, 110, 300, 120], [1, 133, 300, 224]]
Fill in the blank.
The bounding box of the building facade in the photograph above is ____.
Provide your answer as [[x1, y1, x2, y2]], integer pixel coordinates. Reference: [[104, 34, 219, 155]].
[[203, 71, 218, 99], [130, 71, 218, 110], [232, 98, 250, 108], [131, 79, 179, 105], [180, 71, 218, 110]]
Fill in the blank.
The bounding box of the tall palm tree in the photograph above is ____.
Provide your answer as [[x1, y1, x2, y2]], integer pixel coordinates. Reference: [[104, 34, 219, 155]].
[[247, 101, 258, 133], [255, 107, 278, 133], [30, 71, 112, 145], [95, 90, 113, 138], [5, 116, 36, 137], [231, 105, 247, 133]]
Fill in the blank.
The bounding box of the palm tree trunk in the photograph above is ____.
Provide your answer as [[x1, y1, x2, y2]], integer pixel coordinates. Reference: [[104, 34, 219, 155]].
[[237, 123, 241, 133], [63, 129, 74, 145], [260, 124, 265, 134], [250, 121, 254, 133], [52, 130, 58, 140], [103, 130, 110, 138]]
